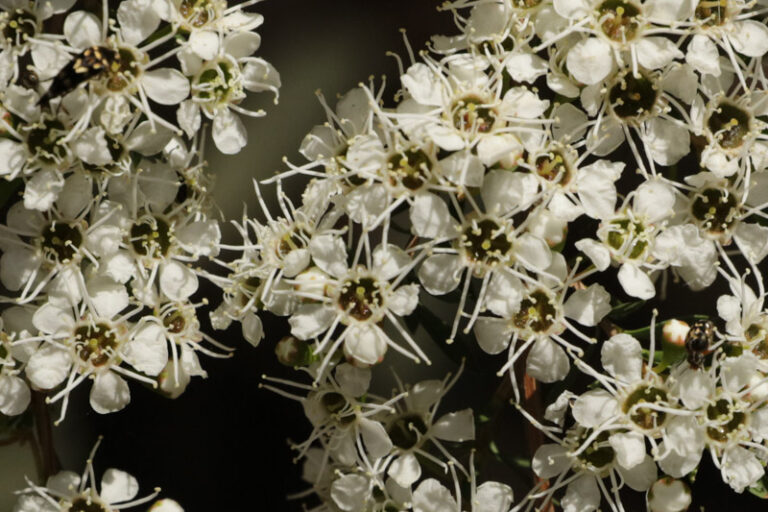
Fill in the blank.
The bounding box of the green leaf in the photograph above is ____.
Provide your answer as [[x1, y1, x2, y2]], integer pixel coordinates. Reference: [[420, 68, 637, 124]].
[[608, 299, 646, 320]]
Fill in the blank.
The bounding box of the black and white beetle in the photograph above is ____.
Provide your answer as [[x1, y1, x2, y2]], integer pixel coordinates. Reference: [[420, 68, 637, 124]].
[[38, 45, 116, 106], [685, 319, 716, 369]]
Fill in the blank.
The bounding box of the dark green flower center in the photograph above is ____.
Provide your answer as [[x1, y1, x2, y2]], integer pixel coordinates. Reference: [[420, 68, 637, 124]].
[[131, 218, 173, 258], [598, 0, 642, 42], [605, 217, 649, 260], [387, 148, 431, 191], [42, 223, 82, 262], [695, 0, 727, 26], [452, 95, 497, 134], [534, 150, 572, 185], [690, 187, 739, 236], [514, 289, 557, 333], [338, 277, 382, 321], [576, 429, 616, 470], [706, 398, 746, 442], [707, 102, 750, 150], [609, 71, 658, 120], [388, 413, 428, 450], [1, 9, 36, 43], [26, 118, 68, 165], [68, 497, 109, 512], [460, 218, 513, 267], [179, 0, 218, 28], [623, 385, 668, 429], [74, 323, 119, 367], [105, 48, 141, 92]]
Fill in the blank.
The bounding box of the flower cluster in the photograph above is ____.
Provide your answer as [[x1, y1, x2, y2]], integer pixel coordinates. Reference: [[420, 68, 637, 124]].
[[0, 0, 279, 423], [213, 0, 768, 509]]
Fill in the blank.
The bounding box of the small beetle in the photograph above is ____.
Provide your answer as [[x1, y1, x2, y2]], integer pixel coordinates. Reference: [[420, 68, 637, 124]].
[[685, 319, 716, 369], [38, 46, 116, 106]]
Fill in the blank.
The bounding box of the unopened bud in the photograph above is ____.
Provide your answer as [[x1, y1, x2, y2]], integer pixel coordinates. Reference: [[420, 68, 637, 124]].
[[662, 319, 689, 347]]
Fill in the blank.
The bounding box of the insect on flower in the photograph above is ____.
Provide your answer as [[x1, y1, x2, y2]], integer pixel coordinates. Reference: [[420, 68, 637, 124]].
[[685, 319, 716, 369], [38, 45, 116, 105]]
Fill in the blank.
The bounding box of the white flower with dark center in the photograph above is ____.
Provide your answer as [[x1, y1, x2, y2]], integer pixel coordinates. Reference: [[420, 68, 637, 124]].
[[179, 29, 279, 154], [473, 254, 611, 392], [284, 240, 424, 377], [23, 288, 161, 421], [13, 438, 171, 512], [394, 56, 546, 170], [384, 366, 475, 489], [576, 178, 678, 299]]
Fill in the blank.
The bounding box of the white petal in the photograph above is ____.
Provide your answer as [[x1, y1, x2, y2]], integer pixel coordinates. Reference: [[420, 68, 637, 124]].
[[484, 271, 524, 318], [532, 444, 570, 479], [417, 254, 462, 295], [388, 453, 421, 488], [117, 0, 160, 45], [645, 118, 691, 166], [64, 11, 101, 48], [372, 244, 411, 281], [0, 139, 25, 177], [526, 338, 569, 383], [618, 263, 656, 299], [26, 346, 71, 390], [566, 38, 613, 85], [125, 121, 173, 155], [562, 475, 600, 512], [657, 441, 701, 478], [330, 474, 370, 512], [242, 58, 281, 97], [634, 179, 676, 223], [308, 234, 348, 278], [359, 417, 393, 459], [344, 325, 388, 365], [617, 454, 657, 491], [389, 284, 419, 317], [431, 408, 475, 442], [481, 170, 538, 215], [242, 312, 264, 347], [685, 35, 720, 76], [729, 20, 768, 57], [733, 222, 768, 263], [100, 468, 139, 505], [90, 372, 130, 414], [335, 363, 370, 397], [572, 389, 618, 428], [721, 445, 764, 492], [601, 333, 643, 383], [647, 478, 692, 512], [125, 323, 168, 376], [475, 481, 514, 512], [212, 109, 247, 154], [0, 375, 30, 416], [636, 37, 683, 70], [223, 31, 261, 59], [575, 239, 611, 270], [412, 479, 457, 512], [87, 276, 129, 318], [143, 68, 190, 105], [288, 304, 335, 340], [189, 30, 219, 60], [609, 431, 646, 469], [159, 261, 198, 300], [410, 193, 456, 239], [474, 317, 512, 355], [563, 284, 611, 327], [177, 100, 201, 139]]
